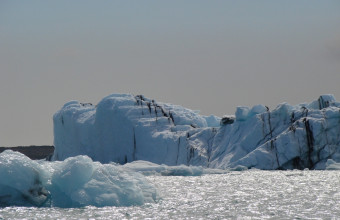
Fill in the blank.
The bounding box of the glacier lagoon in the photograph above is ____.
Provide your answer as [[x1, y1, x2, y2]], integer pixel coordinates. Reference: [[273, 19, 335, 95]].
[[1, 94, 340, 218], [2, 150, 340, 219], [1, 168, 340, 219]]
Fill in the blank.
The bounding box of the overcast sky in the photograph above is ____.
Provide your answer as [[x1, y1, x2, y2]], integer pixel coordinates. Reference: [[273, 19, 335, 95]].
[[1, 0, 339, 146]]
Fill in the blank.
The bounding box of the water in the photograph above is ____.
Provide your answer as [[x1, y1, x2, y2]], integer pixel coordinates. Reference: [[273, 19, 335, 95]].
[[1, 170, 340, 219]]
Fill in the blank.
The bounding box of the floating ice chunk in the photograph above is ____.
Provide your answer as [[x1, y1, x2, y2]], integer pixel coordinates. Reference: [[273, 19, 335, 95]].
[[229, 165, 248, 171], [325, 159, 340, 170], [123, 160, 203, 176], [122, 160, 227, 176], [51, 156, 95, 195], [50, 157, 158, 207], [0, 151, 158, 208], [0, 150, 50, 207]]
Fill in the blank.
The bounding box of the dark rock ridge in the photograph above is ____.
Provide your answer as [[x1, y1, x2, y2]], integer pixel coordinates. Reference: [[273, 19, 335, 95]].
[[0, 146, 54, 160]]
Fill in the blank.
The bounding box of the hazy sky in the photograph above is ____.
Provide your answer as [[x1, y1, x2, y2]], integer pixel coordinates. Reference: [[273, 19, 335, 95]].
[[1, 0, 339, 146]]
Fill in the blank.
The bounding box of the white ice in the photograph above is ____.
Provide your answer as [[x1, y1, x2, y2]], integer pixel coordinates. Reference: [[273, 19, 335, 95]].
[[0, 150, 158, 207], [52, 93, 340, 170], [121, 160, 228, 176]]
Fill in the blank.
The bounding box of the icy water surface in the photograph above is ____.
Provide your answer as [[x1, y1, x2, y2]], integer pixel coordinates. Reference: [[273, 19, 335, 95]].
[[1, 170, 340, 219]]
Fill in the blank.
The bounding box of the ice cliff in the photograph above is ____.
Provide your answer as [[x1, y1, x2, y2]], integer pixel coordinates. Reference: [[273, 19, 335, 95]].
[[52, 94, 340, 170]]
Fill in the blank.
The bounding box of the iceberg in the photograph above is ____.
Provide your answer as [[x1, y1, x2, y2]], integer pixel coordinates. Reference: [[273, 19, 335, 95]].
[[0, 150, 158, 207], [0, 150, 50, 207], [52, 94, 340, 170]]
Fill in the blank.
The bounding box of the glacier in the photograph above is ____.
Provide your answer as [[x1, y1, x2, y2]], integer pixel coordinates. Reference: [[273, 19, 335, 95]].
[[52, 93, 340, 170], [0, 150, 158, 207]]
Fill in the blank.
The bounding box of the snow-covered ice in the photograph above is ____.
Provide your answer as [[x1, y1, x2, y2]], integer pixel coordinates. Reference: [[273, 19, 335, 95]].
[[52, 94, 340, 170]]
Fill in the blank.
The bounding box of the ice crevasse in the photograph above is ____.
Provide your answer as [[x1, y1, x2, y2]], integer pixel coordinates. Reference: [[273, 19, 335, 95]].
[[52, 94, 340, 170]]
